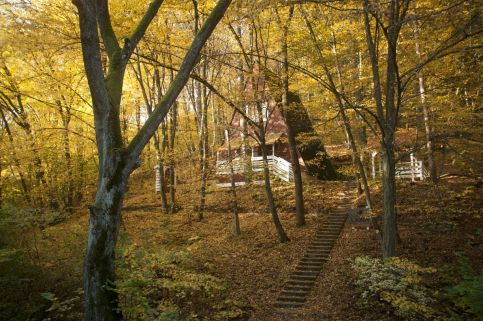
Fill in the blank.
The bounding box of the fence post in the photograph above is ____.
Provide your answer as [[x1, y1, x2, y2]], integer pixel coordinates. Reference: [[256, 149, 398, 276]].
[[410, 153, 415, 182], [154, 165, 160, 192], [419, 161, 424, 181]]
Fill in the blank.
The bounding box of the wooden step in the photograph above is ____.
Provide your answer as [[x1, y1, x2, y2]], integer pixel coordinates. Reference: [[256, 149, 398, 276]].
[[302, 254, 328, 260], [289, 274, 317, 281], [275, 194, 354, 312], [280, 291, 308, 297], [284, 285, 312, 292], [311, 240, 334, 245], [277, 296, 306, 303], [286, 279, 314, 286], [306, 249, 331, 255], [292, 270, 319, 277], [274, 302, 304, 309], [298, 261, 324, 267], [300, 257, 326, 262]]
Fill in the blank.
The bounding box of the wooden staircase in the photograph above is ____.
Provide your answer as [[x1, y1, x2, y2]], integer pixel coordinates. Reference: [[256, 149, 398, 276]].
[[274, 190, 354, 310]]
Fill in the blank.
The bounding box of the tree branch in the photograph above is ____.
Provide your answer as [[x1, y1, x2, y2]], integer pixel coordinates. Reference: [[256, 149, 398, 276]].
[[96, 0, 120, 58], [126, 0, 232, 165], [122, 0, 164, 64]]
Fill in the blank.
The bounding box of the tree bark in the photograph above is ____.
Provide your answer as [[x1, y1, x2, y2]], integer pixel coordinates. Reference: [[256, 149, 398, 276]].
[[225, 130, 240, 236], [381, 145, 397, 257], [197, 69, 209, 221], [415, 41, 438, 183], [84, 156, 129, 321], [74, 0, 232, 319], [362, 0, 403, 257], [276, 6, 305, 226], [260, 135, 289, 242]]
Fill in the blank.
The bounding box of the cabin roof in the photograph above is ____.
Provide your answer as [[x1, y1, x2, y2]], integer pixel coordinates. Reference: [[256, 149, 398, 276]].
[[218, 132, 284, 151]]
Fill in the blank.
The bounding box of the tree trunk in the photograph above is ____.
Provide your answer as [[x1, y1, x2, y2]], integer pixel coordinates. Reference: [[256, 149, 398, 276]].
[[62, 126, 74, 210], [153, 74, 168, 213], [197, 78, 209, 221], [167, 60, 178, 213], [225, 130, 240, 236], [415, 42, 437, 183], [362, 0, 400, 257], [84, 157, 129, 321], [277, 6, 305, 227], [155, 142, 168, 212], [168, 104, 177, 214], [328, 28, 373, 212], [74, 1, 232, 319], [24, 124, 48, 206], [260, 135, 289, 242], [287, 129, 305, 226], [381, 144, 397, 257]]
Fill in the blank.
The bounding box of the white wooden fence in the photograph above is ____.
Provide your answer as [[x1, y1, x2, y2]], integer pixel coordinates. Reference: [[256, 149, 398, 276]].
[[370, 152, 426, 181], [216, 155, 293, 182]]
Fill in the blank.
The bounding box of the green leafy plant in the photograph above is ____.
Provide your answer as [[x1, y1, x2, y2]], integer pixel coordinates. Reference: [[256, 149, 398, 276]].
[[444, 253, 483, 320], [352, 256, 438, 320], [116, 242, 246, 321], [40, 289, 83, 321]]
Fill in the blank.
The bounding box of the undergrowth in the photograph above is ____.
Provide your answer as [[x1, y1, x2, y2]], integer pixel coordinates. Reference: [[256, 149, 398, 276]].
[[115, 233, 247, 321], [352, 255, 483, 321]]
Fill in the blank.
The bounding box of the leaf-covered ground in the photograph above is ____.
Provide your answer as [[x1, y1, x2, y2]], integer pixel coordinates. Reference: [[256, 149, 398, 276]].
[[1, 173, 481, 320], [121, 174, 482, 320]]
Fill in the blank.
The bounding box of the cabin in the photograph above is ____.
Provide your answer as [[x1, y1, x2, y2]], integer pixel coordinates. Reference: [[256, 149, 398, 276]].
[[215, 102, 306, 187], [215, 67, 338, 186]]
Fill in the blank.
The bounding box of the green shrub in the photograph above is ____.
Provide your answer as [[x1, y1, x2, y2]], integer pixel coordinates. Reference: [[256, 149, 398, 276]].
[[352, 256, 438, 320], [40, 289, 83, 321], [116, 242, 246, 321], [444, 253, 483, 321]]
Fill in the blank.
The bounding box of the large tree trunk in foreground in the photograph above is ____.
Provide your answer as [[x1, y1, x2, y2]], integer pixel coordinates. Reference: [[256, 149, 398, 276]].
[[74, 0, 232, 319], [84, 158, 129, 321]]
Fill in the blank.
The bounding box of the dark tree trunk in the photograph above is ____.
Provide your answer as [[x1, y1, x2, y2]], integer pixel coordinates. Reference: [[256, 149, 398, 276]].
[[260, 135, 289, 242], [155, 144, 168, 213], [84, 156, 129, 321], [167, 60, 178, 213], [277, 6, 305, 226], [62, 126, 74, 210], [225, 130, 241, 236], [168, 105, 177, 214], [381, 144, 397, 257], [287, 128, 305, 226], [197, 77, 209, 221], [74, 1, 232, 319]]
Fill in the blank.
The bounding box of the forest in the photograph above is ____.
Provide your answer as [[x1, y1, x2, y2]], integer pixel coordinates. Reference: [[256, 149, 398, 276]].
[[0, 0, 481, 320]]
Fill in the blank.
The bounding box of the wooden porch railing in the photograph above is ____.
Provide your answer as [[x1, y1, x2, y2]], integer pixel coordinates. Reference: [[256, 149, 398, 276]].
[[216, 155, 293, 182]]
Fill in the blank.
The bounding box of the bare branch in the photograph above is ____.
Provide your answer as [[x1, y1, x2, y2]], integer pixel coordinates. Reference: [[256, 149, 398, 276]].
[[126, 0, 232, 164]]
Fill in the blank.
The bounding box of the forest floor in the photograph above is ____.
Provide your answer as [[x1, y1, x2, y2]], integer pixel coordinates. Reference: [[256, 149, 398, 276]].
[[0, 172, 482, 321]]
